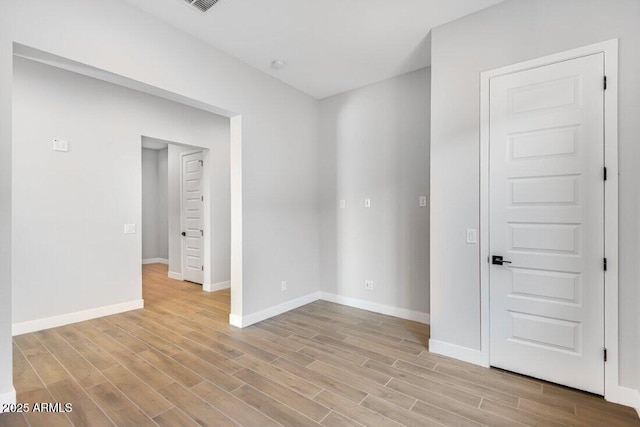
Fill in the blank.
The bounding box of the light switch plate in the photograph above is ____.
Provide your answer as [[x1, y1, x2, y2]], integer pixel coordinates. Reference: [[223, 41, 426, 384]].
[[53, 139, 69, 152], [364, 199, 371, 208], [419, 196, 427, 207], [339, 200, 346, 209], [466, 229, 478, 244], [124, 224, 136, 234]]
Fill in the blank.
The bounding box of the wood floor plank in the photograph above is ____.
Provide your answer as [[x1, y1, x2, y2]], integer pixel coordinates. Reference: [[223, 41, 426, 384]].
[[288, 334, 370, 365], [19, 387, 73, 427], [157, 382, 237, 427], [232, 384, 322, 427], [129, 328, 183, 356], [313, 334, 397, 365], [479, 398, 569, 427], [308, 360, 417, 409], [298, 346, 392, 386], [35, 330, 106, 388], [86, 381, 157, 427], [387, 359, 519, 408], [47, 379, 114, 427], [191, 380, 281, 427], [153, 408, 200, 427], [273, 358, 368, 403], [13, 344, 45, 393], [314, 390, 404, 427], [54, 327, 119, 372], [101, 364, 173, 418], [360, 395, 443, 427], [20, 343, 70, 387], [113, 353, 175, 390], [137, 348, 203, 388], [234, 367, 331, 422], [543, 383, 640, 420], [172, 351, 244, 392], [321, 411, 363, 427], [0, 412, 29, 427], [236, 354, 323, 398]]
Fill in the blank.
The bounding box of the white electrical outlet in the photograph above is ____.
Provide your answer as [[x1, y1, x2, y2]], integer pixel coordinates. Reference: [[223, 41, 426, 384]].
[[53, 139, 69, 152], [281, 281, 287, 291], [419, 196, 427, 207], [364, 199, 371, 208], [124, 224, 136, 234], [365, 280, 374, 290], [466, 229, 478, 244], [339, 200, 346, 209]]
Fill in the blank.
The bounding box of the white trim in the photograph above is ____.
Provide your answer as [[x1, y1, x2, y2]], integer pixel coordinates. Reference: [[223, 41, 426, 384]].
[[479, 39, 620, 399], [0, 388, 16, 410], [12, 299, 144, 336], [229, 313, 243, 328], [229, 291, 431, 329], [605, 386, 640, 417], [319, 292, 430, 324], [203, 280, 230, 293], [142, 258, 168, 265], [429, 340, 486, 367], [168, 271, 183, 281], [229, 292, 321, 328]]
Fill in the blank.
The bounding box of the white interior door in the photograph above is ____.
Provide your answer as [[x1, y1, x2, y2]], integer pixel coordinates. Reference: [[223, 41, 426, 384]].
[[489, 53, 605, 394], [182, 151, 204, 284]]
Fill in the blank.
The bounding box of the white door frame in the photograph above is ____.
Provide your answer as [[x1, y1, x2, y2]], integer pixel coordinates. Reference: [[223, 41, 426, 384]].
[[179, 149, 212, 288], [479, 39, 622, 402]]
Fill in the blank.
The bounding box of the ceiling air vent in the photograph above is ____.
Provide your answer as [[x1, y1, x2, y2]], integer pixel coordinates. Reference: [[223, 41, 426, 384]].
[[182, 0, 221, 13]]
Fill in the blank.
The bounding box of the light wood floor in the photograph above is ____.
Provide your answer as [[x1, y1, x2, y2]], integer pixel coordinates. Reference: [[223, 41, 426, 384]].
[[1, 264, 638, 426]]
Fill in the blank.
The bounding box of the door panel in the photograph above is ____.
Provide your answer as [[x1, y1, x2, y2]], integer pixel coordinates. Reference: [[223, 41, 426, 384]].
[[182, 151, 204, 284], [489, 53, 604, 394]]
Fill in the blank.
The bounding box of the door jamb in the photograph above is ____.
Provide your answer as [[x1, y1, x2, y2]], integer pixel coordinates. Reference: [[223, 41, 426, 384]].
[[479, 39, 619, 401]]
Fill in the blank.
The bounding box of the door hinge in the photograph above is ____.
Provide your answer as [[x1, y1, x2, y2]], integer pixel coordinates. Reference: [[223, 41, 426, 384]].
[[199, 160, 204, 166], [603, 76, 607, 90], [201, 196, 204, 202], [604, 348, 608, 362], [603, 167, 607, 181], [200, 229, 203, 236], [603, 258, 608, 271], [202, 265, 204, 271]]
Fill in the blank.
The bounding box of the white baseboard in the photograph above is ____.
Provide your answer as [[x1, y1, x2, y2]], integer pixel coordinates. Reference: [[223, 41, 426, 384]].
[[229, 292, 321, 328], [12, 299, 144, 336], [606, 385, 640, 416], [0, 388, 16, 411], [428, 339, 488, 367], [229, 291, 431, 329], [203, 280, 230, 293], [229, 313, 243, 328], [142, 258, 168, 265], [168, 271, 182, 281], [319, 292, 430, 324]]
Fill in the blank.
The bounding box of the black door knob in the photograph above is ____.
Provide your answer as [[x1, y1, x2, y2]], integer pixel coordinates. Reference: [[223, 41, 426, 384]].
[[492, 255, 512, 265], [181, 232, 186, 236]]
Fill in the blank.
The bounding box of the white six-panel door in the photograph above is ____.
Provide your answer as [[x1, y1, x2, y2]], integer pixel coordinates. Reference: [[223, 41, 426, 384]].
[[182, 151, 204, 284], [489, 53, 605, 394]]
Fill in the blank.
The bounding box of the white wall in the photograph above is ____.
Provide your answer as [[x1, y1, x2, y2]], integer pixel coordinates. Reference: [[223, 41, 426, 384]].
[[1, 0, 320, 398], [319, 68, 430, 318], [12, 57, 229, 325], [142, 148, 168, 261], [430, 0, 640, 394]]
